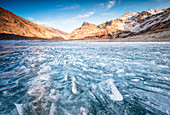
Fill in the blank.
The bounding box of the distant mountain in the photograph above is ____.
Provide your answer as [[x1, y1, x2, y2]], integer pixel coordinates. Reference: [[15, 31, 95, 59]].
[[0, 7, 67, 39], [0, 7, 169, 41], [67, 8, 170, 39], [40, 25, 68, 36]]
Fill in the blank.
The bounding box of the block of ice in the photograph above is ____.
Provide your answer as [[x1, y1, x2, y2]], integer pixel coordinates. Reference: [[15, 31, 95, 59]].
[[14, 103, 37, 115], [49, 103, 71, 115], [98, 79, 123, 101], [72, 76, 79, 94]]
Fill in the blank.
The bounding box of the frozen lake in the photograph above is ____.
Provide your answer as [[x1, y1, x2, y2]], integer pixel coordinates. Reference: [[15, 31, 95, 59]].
[[0, 41, 170, 115]]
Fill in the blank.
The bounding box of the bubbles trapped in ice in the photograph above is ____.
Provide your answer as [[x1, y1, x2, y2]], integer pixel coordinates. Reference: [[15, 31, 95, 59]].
[[0, 42, 170, 115]]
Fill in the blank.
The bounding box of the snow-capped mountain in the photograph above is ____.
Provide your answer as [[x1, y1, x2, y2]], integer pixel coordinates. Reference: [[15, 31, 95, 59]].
[[67, 8, 170, 39]]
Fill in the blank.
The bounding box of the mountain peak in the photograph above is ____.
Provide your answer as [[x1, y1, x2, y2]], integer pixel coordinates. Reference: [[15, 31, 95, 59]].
[[82, 21, 93, 26], [68, 7, 170, 40], [124, 12, 134, 16], [146, 9, 163, 14], [118, 12, 136, 21]]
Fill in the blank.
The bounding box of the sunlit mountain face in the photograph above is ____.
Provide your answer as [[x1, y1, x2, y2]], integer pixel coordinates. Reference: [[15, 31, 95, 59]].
[[0, 0, 170, 33], [0, 7, 67, 39], [0, 6, 169, 40], [67, 8, 170, 40]]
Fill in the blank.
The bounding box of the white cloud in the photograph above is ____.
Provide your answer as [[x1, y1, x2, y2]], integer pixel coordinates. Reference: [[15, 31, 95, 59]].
[[63, 18, 78, 24], [98, 3, 105, 8], [34, 20, 49, 25], [34, 20, 62, 28], [61, 4, 80, 10], [27, 17, 34, 21], [56, 5, 62, 8], [97, 0, 116, 9], [118, 0, 121, 4], [151, 0, 169, 2], [107, 0, 116, 9], [76, 12, 95, 18], [155, 0, 163, 1], [102, 13, 111, 15], [61, 11, 95, 25]]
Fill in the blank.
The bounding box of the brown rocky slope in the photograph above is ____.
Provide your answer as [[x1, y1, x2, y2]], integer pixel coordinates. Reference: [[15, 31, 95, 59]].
[[0, 7, 67, 39], [67, 8, 170, 40]]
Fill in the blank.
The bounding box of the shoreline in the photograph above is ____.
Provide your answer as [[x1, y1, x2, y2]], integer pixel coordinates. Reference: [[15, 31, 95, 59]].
[[0, 31, 170, 42]]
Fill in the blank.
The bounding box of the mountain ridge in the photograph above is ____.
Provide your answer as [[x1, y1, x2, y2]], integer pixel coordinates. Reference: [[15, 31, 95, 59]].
[[0, 7, 169, 41], [0, 7, 67, 39], [67, 7, 170, 40]]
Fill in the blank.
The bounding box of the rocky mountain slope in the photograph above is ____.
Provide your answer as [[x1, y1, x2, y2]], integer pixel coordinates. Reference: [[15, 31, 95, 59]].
[[0, 7, 67, 39], [67, 8, 170, 40], [0, 7, 169, 41]]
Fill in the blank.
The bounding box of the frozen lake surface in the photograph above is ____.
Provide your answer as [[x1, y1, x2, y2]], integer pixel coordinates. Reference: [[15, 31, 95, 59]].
[[0, 41, 170, 115]]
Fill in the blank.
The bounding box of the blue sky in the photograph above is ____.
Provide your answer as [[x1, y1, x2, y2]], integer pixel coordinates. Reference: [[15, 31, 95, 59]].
[[0, 0, 170, 33]]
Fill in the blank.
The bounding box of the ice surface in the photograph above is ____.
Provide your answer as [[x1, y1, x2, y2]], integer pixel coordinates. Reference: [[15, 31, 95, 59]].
[[0, 42, 170, 115]]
